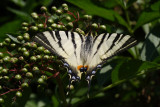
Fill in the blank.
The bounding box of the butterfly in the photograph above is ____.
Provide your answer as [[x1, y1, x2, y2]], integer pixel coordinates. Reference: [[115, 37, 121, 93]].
[[33, 31, 137, 89]]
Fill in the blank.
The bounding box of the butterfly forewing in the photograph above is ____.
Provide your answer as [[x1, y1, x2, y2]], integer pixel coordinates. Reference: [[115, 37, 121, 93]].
[[33, 31, 84, 78], [86, 33, 137, 74]]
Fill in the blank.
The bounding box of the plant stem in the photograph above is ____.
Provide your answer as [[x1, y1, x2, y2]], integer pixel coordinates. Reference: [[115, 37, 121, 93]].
[[56, 75, 68, 107]]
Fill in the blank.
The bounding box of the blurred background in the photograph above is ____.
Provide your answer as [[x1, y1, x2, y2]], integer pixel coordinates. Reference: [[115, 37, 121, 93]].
[[0, 0, 160, 107]]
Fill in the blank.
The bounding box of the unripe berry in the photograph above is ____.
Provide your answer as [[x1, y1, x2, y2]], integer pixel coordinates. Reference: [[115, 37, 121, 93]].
[[23, 33, 30, 41], [21, 82, 29, 88], [15, 74, 22, 80], [26, 72, 33, 78], [30, 56, 37, 62], [16, 91, 22, 97], [5, 38, 11, 43], [31, 12, 39, 19], [0, 97, 4, 103], [0, 52, 4, 58], [17, 36, 23, 41], [41, 6, 47, 12], [21, 68, 28, 73]]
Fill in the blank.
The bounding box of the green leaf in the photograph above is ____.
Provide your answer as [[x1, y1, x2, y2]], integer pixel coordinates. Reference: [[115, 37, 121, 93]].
[[111, 58, 160, 83], [11, 0, 26, 7], [66, 0, 129, 28], [140, 24, 160, 61], [134, 11, 160, 31], [7, 7, 32, 21], [7, 34, 24, 44], [0, 20, 22, 41], [151, 1, 160, 11]]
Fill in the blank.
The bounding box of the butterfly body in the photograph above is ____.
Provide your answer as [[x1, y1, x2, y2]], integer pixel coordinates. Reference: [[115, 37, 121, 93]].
[[33, 31, 137, 86]]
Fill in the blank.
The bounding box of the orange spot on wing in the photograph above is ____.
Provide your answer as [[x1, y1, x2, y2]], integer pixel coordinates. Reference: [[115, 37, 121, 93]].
[[77, 65, 83, 70]]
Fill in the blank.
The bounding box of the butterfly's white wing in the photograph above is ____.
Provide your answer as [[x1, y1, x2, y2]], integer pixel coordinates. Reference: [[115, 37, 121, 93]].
[[33, 31, 84, 80], [85, 33, 137, 78]]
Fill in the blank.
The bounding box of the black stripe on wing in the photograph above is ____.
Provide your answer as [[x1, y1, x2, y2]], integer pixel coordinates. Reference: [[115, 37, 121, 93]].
[[93, 33, 107, 56], [105, 34, 121, 53], [55, 31, 68, 55], [104, 36, 137, 60]]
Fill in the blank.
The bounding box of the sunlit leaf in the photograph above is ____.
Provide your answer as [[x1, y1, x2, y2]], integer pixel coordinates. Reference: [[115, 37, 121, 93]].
[[66, 0, 129, 28]]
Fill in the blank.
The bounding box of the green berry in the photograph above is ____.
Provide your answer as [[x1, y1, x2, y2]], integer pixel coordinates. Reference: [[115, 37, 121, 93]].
[[51, 6, 57, 13], [10, 57, 18, 63], [62, 3, 68, 8], [31, 12, 39, 19], [22, 26, 29, 31], [44, 49, 51, 54], [2, 69, 8, 74], [5, 38, 11, 43], [37, 78, 45, 84], [0, 97, 4, 103], [23, 33, 30, 41], [56, 9, 62, 16], [0, 85, 2, 90], [100, 25, 106, 30], [83, 15, 92, 20], [51, 23, 57, 29], [30, 43, 37, 49], [66, 16, 71, 21], [3, 56, 10, 62], [19, 56, 24, 61], [21, 47, 27, 52], [43, 55, 50, 60], [48, 19, 54, 24], [3, 76, 9, 80], [37, 24, 44, 29], [16, 91, 22, 97], [30, 26, 38, 32], [21, 68, 28, 73], [92, 23, 98, 29], [57, 24, 62, 30], [32, 66, 40, 73], [0, 42, 4, 48], [0, 52, 4, 58], [24, 64, 30, 68], [10, 43, 16, 48], [37, 46, 44, 52], [36, 55, 42, 60], [17, 36, 23, 41], [63, 7, 68, 12], [30, 56, 37, 62], [41, 6, 47, 12], [26, 72, 33, 78], [15, 74, 21, 80], [66, 22, 73, 30], [41, 75, 48, 80], [21, 82, 29, 88], [23, 51, 30, 57], [22, 22, 29, 26]]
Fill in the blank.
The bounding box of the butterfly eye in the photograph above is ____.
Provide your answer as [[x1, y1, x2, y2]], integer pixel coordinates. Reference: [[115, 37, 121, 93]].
[[84, 67, 87, 72], [80, 68, 84, 72]]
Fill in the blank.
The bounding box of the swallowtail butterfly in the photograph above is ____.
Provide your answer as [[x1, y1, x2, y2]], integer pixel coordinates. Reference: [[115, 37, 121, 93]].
[[33, 31, 137, 89]]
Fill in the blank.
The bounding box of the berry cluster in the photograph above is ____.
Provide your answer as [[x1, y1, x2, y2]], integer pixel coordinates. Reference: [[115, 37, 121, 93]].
[[0, 3, 107, 104]]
